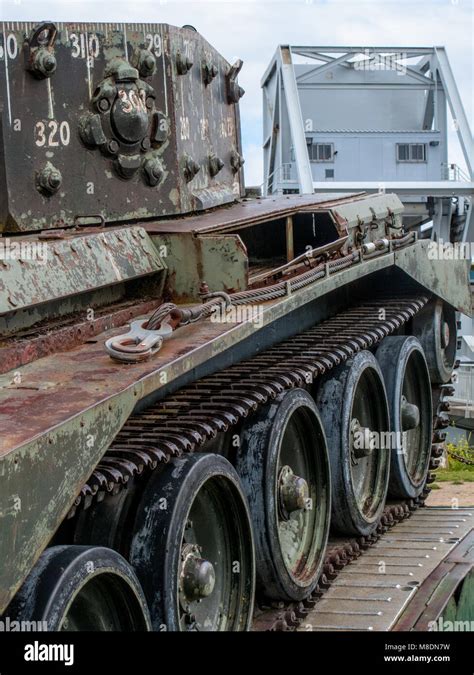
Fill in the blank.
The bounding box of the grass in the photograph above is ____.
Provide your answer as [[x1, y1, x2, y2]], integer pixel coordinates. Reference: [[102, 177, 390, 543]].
[[434, 470, 474, 483], [434, 433, 474, 485]]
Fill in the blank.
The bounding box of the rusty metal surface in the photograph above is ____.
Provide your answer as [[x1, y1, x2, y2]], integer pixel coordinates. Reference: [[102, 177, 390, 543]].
[[154, 232, 248, 302], [142, 192, 366, 234], [0, 297, 160, 374], [0, 226, 165, 316], [325, 192, 403, 226], [0, 22, 243, 231], [0, 249, 396, 453], [301, 509, 473, 631], [0, 289, 426, 613], [0, 317, 227, 453], [0, 391, 133, 615]]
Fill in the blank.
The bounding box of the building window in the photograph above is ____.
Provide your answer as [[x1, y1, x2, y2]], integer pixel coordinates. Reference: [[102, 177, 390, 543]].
[[307, 142, 334, 162], [325, 169, 334, 178], [397, 143, 426, 162]]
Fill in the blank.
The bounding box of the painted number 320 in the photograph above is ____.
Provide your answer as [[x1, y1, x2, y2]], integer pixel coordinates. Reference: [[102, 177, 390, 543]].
[[35, 120, 71, 147]]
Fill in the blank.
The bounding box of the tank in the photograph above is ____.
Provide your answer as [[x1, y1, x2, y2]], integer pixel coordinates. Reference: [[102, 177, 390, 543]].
[[0, 21, 472, 632]]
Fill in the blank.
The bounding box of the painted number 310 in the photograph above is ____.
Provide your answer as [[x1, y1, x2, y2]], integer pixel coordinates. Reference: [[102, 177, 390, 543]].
[[35, 120, 71, 147]]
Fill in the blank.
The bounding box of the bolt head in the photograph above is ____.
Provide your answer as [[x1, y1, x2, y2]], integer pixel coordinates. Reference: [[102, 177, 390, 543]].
[[279, 466, 309, 514], [43, 54, 56, 73], [116, 153, 141, 179], [32, 48, 57, 78], [143, 156, 164, 187], [184, 156, 200, 182], [141, 53, 156, 76], [231, 150, 245, 172], [108, 139, 119, 155], [182, 554, 216, 600], [98, 98, 110, 112], [177, 51, 193, 75], [203, 62, 218, 85], [209, 153, 224, 177], [36, 163, 62, 195], [48, 171, 61, 189]]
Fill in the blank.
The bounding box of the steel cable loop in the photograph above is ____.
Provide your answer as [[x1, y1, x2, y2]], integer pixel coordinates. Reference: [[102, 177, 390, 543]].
[[133, 248, 399, 356], [143, 253, 360, 331], [146, 302, 180, 329]]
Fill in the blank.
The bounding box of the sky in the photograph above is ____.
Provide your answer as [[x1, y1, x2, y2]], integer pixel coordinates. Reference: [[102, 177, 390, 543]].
[[1, 0, 472, 185]]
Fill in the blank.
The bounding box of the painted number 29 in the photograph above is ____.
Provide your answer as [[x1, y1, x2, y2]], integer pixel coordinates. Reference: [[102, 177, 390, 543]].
[[35, 120, 71, 147], [146, 33, 162, 57]]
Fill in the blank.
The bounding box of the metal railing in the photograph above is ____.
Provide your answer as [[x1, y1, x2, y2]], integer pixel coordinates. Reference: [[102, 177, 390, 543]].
[[262, 163, 297, 194], [441, 162, 471, 182], [450, 363, 474, 409]]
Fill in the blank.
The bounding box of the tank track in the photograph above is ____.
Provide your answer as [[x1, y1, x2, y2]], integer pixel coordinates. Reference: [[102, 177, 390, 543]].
[[252, 374, 455, 631], [65, 291, 455, 630]]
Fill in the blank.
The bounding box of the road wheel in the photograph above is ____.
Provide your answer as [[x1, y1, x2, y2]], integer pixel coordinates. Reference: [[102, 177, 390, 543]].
[[376, 336, 433, 498], [316, 350, 390, 536], [236, 388, 331, 601]]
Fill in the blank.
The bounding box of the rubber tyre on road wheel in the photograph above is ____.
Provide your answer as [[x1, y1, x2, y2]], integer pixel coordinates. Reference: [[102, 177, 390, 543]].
[[315, 350, 390, 536]]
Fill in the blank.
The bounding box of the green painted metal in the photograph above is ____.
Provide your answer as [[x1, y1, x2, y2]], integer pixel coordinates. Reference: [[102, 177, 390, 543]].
[[455, 569, 474, 623], [0, 22, 244, 232], [0, 394, 135, 613], [441, 572, 474, 625], [152, 232, 247, 302], [337, 194, 403, 248], [0, 226, 166, 315], [394, 239, 471, 316]]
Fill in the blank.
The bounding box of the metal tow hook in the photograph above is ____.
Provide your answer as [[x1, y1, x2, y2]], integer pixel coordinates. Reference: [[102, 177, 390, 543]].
[[105, 319, 173, 363]]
